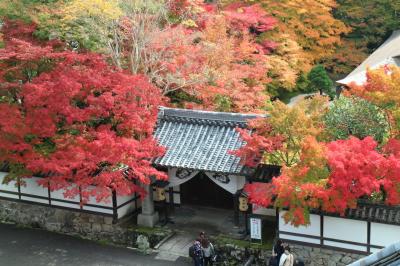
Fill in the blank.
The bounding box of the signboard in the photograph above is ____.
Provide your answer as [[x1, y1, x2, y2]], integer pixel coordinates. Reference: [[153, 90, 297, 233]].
[[250, 217, 262, 240]]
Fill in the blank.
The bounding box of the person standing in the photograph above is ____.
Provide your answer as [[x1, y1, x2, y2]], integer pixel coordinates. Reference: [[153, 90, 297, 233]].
[[191, 239, 204, 266], [271, 239, 284, 265], [199, 231, 206, 242], [279, 246, 294, 266], [201, 238, 215, 266]]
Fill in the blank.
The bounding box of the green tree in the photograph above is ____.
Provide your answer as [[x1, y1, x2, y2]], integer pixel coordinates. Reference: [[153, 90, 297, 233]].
[[335, 0, 400, 52], [307, 65, 333, 96], [323, 96, 390, 143], [294, 72, 310, 93]]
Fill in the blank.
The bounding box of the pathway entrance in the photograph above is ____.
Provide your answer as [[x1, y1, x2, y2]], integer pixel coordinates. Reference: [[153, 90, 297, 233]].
[[156, 205, 245, 261], [180, 172, 234, 209]]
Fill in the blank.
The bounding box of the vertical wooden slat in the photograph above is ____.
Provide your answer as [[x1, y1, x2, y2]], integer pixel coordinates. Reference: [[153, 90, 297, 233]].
[[48, 181, 51, 206], [367, 221, 371, 253], [79, 186, 83, 210], [276, 208, 280, 238], [233, 192, 239, 226], [169, 187, 174, 209], [112, 190, 118, 223], [17, 177, 21, 200], [320, 214, 324, 246]]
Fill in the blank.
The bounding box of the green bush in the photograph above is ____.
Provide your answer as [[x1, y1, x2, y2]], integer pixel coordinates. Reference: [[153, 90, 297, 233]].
[[324, 96, 390, 143]]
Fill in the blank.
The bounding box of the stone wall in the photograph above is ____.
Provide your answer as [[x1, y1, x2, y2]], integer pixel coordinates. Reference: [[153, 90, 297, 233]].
[[212, 241, 365, 265], [0, 199, 169, 248], [0, 199, 367, 265], [290, 243, 364, 266]]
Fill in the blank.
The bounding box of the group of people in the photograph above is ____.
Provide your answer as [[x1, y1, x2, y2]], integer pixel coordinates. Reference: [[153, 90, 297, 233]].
[[189, 231, 216, 266], [270, 239, 304, 266], [189, 233, 303, 266]]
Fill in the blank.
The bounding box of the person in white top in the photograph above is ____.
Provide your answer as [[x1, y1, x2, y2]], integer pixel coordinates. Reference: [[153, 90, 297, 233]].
[[201, 238, 215, 266], [279, 246, 294, 266]]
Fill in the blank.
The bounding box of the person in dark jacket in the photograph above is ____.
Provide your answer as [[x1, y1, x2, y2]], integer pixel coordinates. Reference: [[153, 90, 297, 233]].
[[270, 239, 285, 266]]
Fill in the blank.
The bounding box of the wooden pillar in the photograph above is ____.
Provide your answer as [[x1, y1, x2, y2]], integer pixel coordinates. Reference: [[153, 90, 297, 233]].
[[168, 187, 174, 211], [233, 193, 239, 226]]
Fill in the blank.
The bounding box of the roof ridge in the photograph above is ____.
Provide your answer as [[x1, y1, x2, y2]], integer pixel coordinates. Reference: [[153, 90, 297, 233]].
[[158, 106, 264, 123]]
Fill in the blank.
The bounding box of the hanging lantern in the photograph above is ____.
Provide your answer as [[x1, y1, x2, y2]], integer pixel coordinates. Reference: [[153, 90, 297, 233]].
[[239, 194, 249, 212], [155, 187, 166, 201]]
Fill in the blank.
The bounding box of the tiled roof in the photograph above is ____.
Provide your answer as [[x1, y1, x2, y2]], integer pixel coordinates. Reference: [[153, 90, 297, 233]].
[[349, 241, 400, 266], [337, 30, 400, 85], [153, 107, 262, 174], [345, 201, 400, 225], [318, 201, 400, 225]]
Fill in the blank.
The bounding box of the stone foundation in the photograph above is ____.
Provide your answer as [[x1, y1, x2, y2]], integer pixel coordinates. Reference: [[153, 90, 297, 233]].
[[0, 199, 169, 248], [211, 241, 365, 265], [0, 199, 367, 264], [290, 243, 364, 266]]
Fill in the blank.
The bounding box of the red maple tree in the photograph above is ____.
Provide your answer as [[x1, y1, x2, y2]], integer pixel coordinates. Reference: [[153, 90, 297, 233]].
[[0, 23, 167, 202]]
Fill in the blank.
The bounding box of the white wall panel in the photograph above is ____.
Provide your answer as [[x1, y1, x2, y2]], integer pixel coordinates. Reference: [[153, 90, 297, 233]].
[[0, 192, 19, 199], [324, 240, 367, 252], [82, 206, 113, 214], [370, 247, 382, 253], [51, 201, 80, 209], [279, 211, 320, 236], [21, 196, 48, 204], [371, 222, 400, 247], [0, 172, 18, 192], [20, 177, 48, 197], [50, 187, 80, 202], [165, 187, 180, 204], [85, 186, 112, 207], [279, 233, 320, 244], [324, 217, 367, 243], [116, 194, 135, 206], [117, 203, 135, 218]]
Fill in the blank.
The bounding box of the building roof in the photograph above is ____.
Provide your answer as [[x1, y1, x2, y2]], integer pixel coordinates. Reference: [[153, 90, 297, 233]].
[[345, 201, 400, 225], [153, 107, 262, 175], [349, 241, 400, 266], [337, 30, 400, 85], [318, 200, 400, 226]]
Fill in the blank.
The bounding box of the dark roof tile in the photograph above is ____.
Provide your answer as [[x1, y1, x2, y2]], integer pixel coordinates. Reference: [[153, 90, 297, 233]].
[[153, 107, 263, 174]]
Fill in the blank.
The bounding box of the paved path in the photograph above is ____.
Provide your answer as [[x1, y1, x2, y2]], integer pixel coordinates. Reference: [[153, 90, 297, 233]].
[[0, 223, 191, 266], [156, 232, 195, 260], [287, 93, 316, 107]]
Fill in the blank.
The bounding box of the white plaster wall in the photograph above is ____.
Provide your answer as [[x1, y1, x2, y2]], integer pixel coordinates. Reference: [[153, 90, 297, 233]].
[[84, 186, 112, 207], [370, 247, 382, 253], [82, 205, 113, 214], [51, 187, 79, 202], [165, 193, 181, 204], [324, 217, 367, 244], [165, 186, 180, 204], [20, 177, 47, 196], [116, 194, 137, 218], [324, 240, 367, 252], [371, 222, 400, 247], [0, 172, 18, 192], [279, 233, 320, 245], [117, 202, 135, 218], [0, 192, 18, 199], [116, 194, 135, 206], [279, 211, 320, 236]]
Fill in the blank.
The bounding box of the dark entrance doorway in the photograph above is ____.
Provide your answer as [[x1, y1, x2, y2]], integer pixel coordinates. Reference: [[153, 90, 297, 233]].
[[180, 172, 234, 209]]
